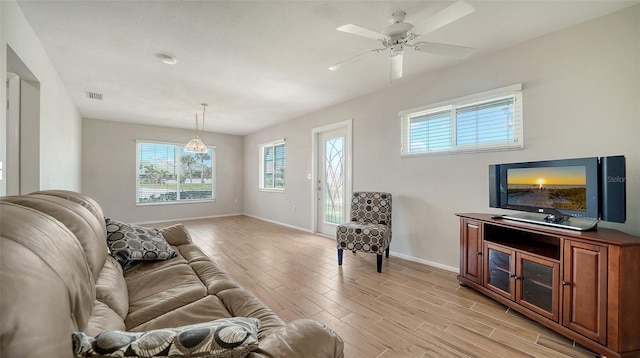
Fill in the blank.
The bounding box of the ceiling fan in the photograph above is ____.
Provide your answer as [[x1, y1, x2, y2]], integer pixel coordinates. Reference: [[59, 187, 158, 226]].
[[329, 0, 475, 80]]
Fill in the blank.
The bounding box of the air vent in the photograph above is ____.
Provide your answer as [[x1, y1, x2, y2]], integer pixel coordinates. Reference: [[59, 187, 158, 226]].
[[86, 92, 103, 100]]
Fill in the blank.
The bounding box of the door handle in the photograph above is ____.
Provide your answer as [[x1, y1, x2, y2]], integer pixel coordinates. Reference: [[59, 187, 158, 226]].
[[562, 281, 570, 286]]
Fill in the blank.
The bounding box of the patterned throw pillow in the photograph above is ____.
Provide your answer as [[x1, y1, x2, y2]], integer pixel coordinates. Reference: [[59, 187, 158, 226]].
[[72, 317, 260, 358], [105, 218, 177, 270]]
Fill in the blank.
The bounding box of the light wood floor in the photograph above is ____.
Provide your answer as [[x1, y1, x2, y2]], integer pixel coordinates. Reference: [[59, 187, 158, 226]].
[[154, 215, 598, 358]]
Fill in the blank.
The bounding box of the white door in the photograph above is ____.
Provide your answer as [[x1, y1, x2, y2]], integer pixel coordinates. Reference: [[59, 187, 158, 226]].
[[315, 125, 351, 236]]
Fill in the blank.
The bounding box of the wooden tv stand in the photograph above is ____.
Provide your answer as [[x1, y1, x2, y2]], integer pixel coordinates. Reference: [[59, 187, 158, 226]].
[[456, 213, 640, 358]]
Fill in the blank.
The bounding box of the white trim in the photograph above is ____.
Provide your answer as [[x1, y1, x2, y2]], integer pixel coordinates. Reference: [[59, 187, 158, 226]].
[[258, 139, 286, 191], [135, 138, 216, 149], [131, 213, 242, 226], [399, 83, 522, 116], [257, 138, 285, 147], [390, 251, 459, 273], [135, 199, 216, 207], [243, 213, 313, 233], [311, 119, 353, 234], [258, 188, 285, 193]]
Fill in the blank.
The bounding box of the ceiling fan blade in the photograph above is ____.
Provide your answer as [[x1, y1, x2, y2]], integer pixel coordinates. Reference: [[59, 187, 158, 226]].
[[390, 52, 403, 80], [329, 49, 382, 71], [412, 0, 475, 39], [337, 24, 387, 41], [414, 42, 474, 59]]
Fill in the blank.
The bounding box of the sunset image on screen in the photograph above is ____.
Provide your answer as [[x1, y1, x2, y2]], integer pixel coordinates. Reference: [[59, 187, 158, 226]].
[[507, 166, 587, 211]]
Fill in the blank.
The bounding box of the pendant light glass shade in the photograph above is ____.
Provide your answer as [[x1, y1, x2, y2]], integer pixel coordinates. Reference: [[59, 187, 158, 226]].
[[184, 104, 208, 153], [184, 137, 207, 153]]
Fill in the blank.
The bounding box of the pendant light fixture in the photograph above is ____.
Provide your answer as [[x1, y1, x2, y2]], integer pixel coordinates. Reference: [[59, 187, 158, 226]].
[[184, 103, 208, 153]]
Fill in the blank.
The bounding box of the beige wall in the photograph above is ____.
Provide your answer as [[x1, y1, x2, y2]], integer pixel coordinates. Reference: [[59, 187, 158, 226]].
[[82, 118, 244, 223], [1, 0, 82, 193], [244, 6, 640, 270]]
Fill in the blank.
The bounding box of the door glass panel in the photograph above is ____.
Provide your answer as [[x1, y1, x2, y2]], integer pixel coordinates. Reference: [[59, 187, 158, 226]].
[[488, 249, 511, 293], [324, 137, 344, 224], [522, 260, 553, 313]]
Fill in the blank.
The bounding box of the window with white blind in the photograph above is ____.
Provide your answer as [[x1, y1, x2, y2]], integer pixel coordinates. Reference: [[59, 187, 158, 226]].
[[259, 139, 286, 191], [401, 84, 523, 156], [136, 141, 215, 204]]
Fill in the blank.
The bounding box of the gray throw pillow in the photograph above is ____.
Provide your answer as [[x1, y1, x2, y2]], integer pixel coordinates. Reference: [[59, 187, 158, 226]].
[[72, 317, 260, 358], [105, 218, 177, 270]]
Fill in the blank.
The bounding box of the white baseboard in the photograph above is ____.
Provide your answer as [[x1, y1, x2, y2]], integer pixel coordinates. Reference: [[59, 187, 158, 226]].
[[133, 213, 243, 226], [242, 213, 313, 233], [390, 251, 459, 273]]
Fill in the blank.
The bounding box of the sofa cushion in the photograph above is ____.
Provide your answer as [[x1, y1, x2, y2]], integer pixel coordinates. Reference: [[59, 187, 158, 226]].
[[122, 252, 187, 281], [130, 296, 234, 332], [0, 202, 95, 357], [1, 194, 108, 278], [95, 255, 129, 319], [73, 317, 260, 358], [34, 190, 107, 230], [86, 300, 127, 337], [216, 288, 285, 340], [125, 264, 207, 328], [159, 223, 193, 246], [177, 243, 215, 263], [105, 218, 177, 270], [190, 260, 241, 295]]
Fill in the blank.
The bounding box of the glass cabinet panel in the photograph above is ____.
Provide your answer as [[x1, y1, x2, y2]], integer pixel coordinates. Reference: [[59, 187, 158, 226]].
[[521, 259, 553, 313], [487, 248, 512, 294]]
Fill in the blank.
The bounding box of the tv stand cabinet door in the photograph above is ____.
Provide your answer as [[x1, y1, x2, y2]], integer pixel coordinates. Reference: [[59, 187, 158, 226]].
[[563, 240, 607, 345], [515, 252, 560, 322], [460, 219, 483, 284], [483, 242, 516, 300]]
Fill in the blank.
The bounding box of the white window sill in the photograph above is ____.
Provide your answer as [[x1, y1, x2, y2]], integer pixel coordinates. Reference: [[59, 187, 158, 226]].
[[136, 199, 216, 206], [259, 188, 286, 193]]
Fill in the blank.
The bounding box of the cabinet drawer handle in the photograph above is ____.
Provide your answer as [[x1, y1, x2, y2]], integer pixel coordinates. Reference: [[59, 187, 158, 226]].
[[562, 281, 570, 286]]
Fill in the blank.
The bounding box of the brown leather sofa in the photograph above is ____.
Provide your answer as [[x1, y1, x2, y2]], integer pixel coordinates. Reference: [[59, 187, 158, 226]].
[[0, 190, 344, 357]]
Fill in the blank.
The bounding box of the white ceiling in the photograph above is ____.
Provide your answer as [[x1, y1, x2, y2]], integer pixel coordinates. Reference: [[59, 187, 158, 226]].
[[17, 0, 638, 135]]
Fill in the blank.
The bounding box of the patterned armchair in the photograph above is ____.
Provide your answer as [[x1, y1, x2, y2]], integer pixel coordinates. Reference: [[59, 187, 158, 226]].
[[336, 192, 392, 273]]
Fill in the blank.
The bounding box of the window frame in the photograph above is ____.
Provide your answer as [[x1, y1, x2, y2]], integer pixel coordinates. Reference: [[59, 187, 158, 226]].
[[135, 140, 216, 206], [258, 138, 286, 192], [400, 84, 523, 157]]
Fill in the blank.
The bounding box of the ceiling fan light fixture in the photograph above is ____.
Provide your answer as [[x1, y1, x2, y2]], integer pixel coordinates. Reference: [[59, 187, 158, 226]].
[[390, 11, 407, 24], [390, 44, 404, 56], [390, 52, 403, 80], [330, 0, 476, 80]]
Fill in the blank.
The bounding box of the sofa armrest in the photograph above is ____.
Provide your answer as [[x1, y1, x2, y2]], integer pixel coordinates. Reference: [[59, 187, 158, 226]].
[[159, 224, 193, 246], [251, 319, 344, 358]]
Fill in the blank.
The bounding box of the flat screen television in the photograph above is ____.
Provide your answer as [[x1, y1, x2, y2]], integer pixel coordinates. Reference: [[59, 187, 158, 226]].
[[490, 157, 600, 221]]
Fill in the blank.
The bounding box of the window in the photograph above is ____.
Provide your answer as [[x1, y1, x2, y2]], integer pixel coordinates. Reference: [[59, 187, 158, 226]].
[[259, 139, 286, 191], [401, 84, 523, 156], [136, 141, 215, 204]]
